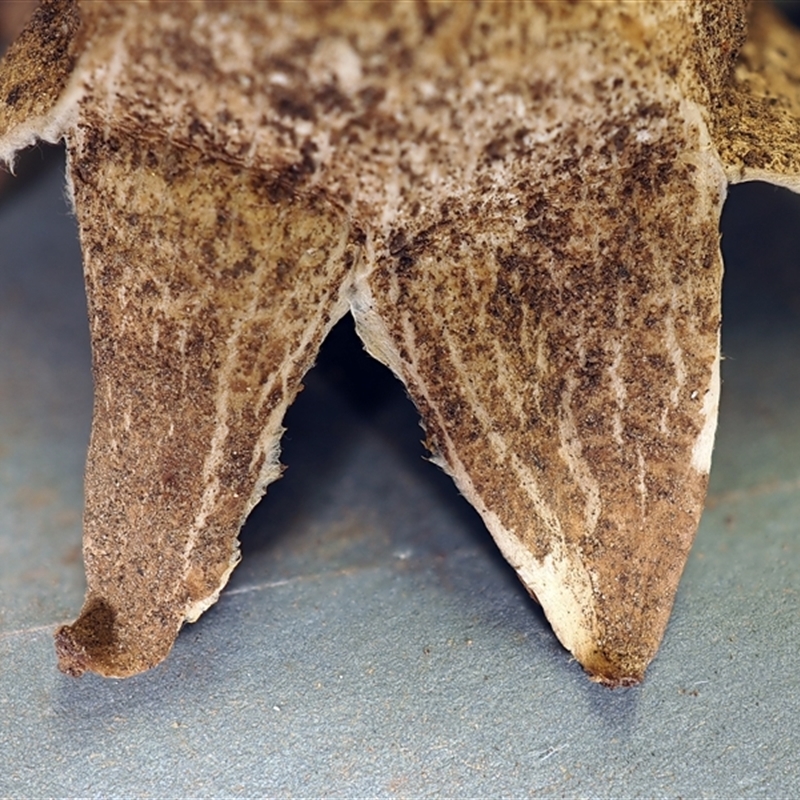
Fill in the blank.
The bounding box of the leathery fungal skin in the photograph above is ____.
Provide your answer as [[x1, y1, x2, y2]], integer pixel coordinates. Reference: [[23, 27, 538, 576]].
[[1, 1, 799, 686]]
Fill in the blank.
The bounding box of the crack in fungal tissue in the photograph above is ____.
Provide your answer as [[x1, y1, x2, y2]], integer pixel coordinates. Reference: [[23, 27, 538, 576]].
[[2, 0, 800, 686]]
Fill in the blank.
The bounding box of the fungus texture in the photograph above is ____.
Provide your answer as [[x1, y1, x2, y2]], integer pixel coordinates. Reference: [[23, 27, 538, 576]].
[[1, 0, 799, 685]]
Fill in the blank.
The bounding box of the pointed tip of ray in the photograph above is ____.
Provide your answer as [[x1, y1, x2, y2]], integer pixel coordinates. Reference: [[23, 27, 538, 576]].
[[581, 648, 647, 688]]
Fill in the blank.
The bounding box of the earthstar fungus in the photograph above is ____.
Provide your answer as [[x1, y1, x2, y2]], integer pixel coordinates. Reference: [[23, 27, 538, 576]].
[[2, 1, 800, 686]]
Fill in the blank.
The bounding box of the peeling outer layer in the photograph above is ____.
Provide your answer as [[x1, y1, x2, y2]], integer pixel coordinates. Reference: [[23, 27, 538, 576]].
[[2, 1, 799, 685]]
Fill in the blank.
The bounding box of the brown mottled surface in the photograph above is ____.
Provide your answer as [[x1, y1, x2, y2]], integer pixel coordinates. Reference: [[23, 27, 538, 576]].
[[56, 128, 351, 676], [2, 0, 797, 684], [713, 2, 800, 188], [0, 0, 79, 152], [356, 81, 724, 683]]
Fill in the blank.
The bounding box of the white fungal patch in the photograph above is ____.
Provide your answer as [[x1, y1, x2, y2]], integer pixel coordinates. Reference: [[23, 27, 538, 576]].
[[636, 444, 648, 514], [607, 339, 627, 447], [660, 286, 688, 434], [691, 339, 721, 475], [315, 39, 363, 95], [558, 371, 602, 539]]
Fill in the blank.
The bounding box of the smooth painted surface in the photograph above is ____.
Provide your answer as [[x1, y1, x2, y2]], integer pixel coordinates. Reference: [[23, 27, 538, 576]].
[[0, 154, 798, 797]]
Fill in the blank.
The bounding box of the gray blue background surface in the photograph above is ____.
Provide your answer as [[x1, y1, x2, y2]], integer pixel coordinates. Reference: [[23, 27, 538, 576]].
[[0, 146, 798, 797]]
